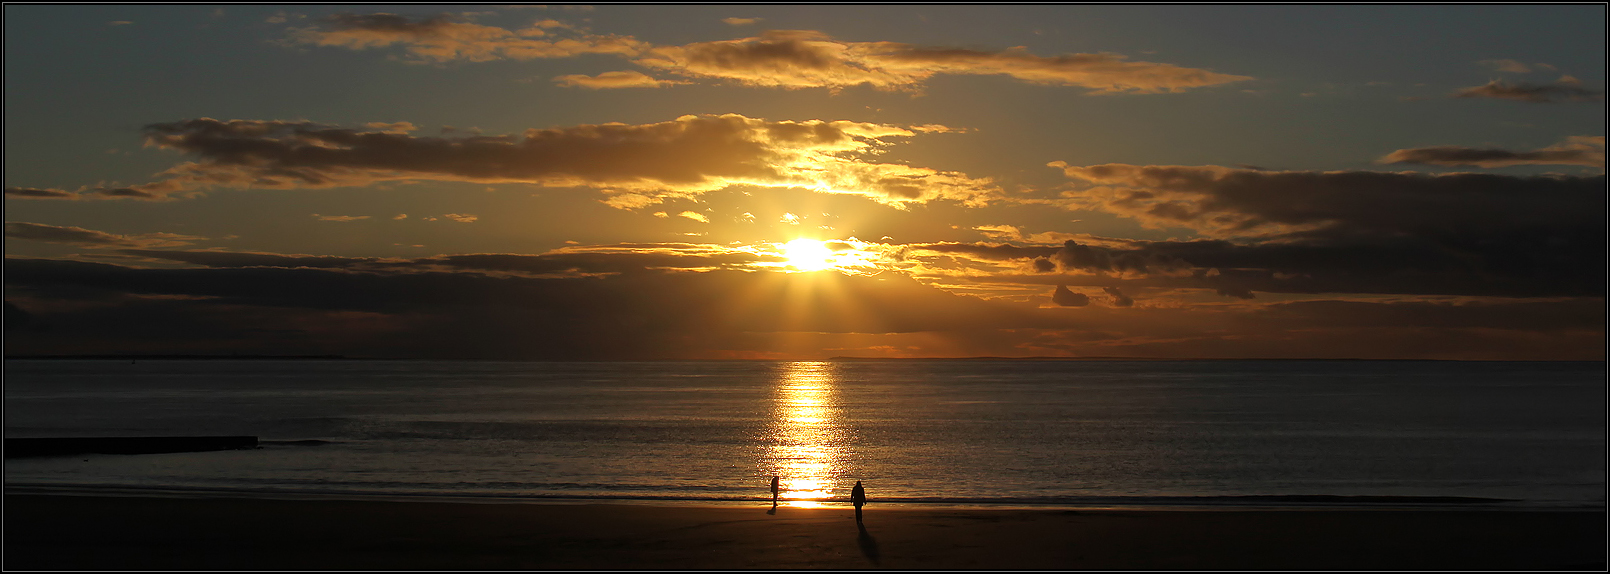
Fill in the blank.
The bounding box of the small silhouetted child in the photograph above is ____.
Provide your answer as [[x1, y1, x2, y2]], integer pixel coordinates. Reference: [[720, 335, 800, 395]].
[[851, 480, 867, 523], [770, 475, 780, 504]]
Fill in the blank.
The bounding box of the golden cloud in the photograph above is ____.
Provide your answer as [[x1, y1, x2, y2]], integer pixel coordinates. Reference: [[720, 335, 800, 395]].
[[552, 70, 690, 89], [287, 15, 1250, 93], [637, 30, 1252, 93], [55, 115, 998, 208], [288, 12, 647, 63]]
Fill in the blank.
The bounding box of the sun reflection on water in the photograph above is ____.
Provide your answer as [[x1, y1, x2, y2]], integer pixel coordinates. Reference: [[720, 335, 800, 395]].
[[760, 361, 851, 507]]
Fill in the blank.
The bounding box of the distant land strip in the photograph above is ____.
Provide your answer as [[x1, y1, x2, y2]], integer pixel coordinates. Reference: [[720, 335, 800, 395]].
[[4, 355, 1600, 363], [4, 436, 258, 458], [833, 356, 1373, 362], [4, 354, 350, 361]]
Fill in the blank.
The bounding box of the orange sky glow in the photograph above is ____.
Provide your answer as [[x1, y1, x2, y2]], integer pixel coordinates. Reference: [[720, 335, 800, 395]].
[[3, 5, 1604, 360]]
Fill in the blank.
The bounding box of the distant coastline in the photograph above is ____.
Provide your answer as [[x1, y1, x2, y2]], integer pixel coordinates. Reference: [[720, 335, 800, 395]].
[[4, 354, 1604, 362], [827, 356, 1373, 362], [4, 354, 351, 361]]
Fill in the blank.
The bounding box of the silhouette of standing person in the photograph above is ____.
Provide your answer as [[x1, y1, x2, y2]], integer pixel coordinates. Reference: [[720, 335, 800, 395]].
[[770, 475, 781, 505], [851, 480, 867, 523]]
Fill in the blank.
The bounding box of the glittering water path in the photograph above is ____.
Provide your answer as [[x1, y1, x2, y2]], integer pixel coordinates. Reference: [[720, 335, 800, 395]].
[[5, 360, 1604, 508]]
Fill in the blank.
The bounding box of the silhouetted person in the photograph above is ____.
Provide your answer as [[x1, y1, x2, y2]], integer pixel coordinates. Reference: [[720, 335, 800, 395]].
[[768, 475, 780, 514], [851, 480, 867, 523]]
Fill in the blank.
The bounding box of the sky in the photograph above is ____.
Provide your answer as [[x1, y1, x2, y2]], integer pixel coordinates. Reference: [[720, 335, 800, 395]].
[[3, 4, 1605, 360]]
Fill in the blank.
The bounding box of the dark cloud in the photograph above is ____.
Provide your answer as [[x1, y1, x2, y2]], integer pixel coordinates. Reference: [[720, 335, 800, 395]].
[[905, 241, 1060, 261], [8, 254, 1597, 360], [1051, 285, 1089, 307], [1039, 163, 1604, 298], [1379, 136, 1603, 168], [1102, 286, 1134, 307], [1049, 240, 1185, 275], [2, 256, 1054, 359], [4, 300, 39, 332], [5, 187, 78, 199], [114, 246, 775, 276], [6, 222, 126, 246], [5, 222, 204, 248], [1051, 164, 1604, 239], [1254, 298, 1604, 333], [1452, 78, 1604, 103], [44, 115, 996, 208], [939, 232, 1602, 300]]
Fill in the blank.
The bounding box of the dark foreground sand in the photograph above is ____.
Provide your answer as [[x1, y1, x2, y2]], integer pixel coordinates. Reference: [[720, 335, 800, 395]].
[[4, 494, 1604, 570]]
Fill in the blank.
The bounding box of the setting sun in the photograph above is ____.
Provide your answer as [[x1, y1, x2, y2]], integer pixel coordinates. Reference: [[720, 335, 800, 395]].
[[782, 239, 835, 272], [2, 6, 1602, 571]]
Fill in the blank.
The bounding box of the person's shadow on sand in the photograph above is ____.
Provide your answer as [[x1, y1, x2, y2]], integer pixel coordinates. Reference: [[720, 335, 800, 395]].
[[766, 500, 777, 515], [856, 521, 881, 565]]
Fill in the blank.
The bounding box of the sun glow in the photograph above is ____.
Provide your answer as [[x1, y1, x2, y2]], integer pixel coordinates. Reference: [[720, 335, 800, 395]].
[[782, 238, 835, 272]]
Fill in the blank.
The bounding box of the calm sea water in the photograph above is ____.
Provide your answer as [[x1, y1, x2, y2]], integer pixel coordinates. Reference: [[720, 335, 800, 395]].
[[4, 360, 1604, 508]]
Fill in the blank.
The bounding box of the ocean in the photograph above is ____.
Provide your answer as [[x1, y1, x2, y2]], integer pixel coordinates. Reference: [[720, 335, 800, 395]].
[[4, 359, 1604, 509]]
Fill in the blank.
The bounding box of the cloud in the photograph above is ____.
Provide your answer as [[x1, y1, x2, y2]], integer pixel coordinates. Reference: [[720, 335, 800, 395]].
[[4, 221, 204, 248], [287, 12, 647, 63], [1102, 286, 1134, 307], [1051, 285, 1089, 307], [964, 225, 1106, 247], [362, 121, 419, 133], [4, 187, 79, 200], [108, 21, 134, 26], [54, 114, 998, 208], [1452, 78, 1604, 103], [7, 253, 1597, 360], [312, 214, 370, 221], [1048, 162, 1605, 241], [677, 211, 709, 223], [109, 243, 776, 276], [1, 254, 1051, 359], [916, 164, 1610, 300], [1379, 136, 1604, 168], [722, 17, 762, 26], [637, 29, 1253, 93], [443, 213, 478, 223], [973, 224, 1022, 241], [552, 70, 689, 89], [907, 124, 973, 134], [1477, 58, 1532, 73], [288, 16, 1249, 93]]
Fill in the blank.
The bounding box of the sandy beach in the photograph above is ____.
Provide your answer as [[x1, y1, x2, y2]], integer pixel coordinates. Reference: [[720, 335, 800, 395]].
[[3, 494, 1603, 570]]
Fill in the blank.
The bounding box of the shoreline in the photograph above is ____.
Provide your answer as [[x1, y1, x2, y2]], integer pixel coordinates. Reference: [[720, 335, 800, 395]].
[[8, 482, 1592, 512], [6, 493, 1604, 570], [8, 355, 1605, 363]]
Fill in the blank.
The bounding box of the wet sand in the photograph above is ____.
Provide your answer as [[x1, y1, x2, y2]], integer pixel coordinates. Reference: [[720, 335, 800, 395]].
[[4, 494, 1604, 570]]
